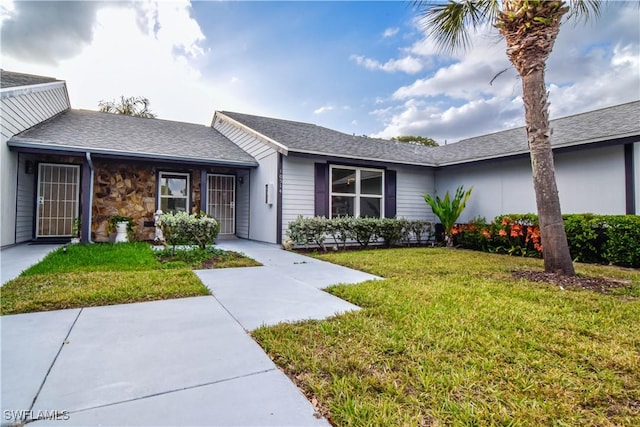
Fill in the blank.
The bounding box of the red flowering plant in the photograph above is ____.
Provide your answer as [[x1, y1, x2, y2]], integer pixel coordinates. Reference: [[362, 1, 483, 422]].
[[453, 213, 542, 257]]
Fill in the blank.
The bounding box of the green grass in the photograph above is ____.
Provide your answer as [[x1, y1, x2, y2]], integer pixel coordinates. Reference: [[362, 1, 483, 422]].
[[1, 269, 206, 315], [155, 247, 262, 269], [252, 248, 640, 426], [21, 242, 160, 275], [1, 243, 258, 315]]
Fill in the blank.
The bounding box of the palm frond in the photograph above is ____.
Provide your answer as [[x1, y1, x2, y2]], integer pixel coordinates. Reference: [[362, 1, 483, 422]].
[[566, 0, 602, 23], [417, 0, 500, 53]]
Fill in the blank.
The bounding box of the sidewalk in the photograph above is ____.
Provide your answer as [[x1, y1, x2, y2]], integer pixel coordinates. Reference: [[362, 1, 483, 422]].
[[1, 240, 380, 426], [1, 244, 60, 284]]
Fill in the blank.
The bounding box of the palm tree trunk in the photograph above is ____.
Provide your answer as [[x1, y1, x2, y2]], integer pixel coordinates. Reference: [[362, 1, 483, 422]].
[[499, 0, 575, 275], [521, 69, 575, 275]]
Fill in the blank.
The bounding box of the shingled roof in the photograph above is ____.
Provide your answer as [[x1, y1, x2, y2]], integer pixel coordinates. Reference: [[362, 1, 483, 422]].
[[221, 101, 639, 167], [219, 111, 438, 166], [0, 70, 61, 88], [8, 109, 258, 167], [433, 101, 640, 166]]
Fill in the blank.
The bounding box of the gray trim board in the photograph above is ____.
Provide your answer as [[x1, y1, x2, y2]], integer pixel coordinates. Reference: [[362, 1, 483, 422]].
[[625, 143, 635, 214], [277, 153, 283, 245]]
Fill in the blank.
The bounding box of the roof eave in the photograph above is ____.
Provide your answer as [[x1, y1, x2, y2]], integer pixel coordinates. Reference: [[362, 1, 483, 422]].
[[213, 112, 289, 155], [289, 148, 437, 167], [7, 139, 259, 168], [0, 80, 67, 100], [436, 131, 640, 167]]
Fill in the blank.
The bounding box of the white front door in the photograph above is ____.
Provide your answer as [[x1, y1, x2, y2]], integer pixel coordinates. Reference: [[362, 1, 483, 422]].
[[36, 163, 80, 237], [207, 174, 235, 235]]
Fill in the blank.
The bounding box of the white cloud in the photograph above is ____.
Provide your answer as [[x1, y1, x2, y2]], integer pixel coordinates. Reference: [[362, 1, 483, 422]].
[[370, 2, 640, 143], [383, 27, 399, 38], [314, 104, 350, 115], [0, 1, 251, 126], [314, 105, 335, 114], [350, 54, 424, 74]]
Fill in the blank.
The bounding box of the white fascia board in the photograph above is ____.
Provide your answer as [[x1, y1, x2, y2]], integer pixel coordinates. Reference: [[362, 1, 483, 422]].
[[0, 81, 67, 100], [213, 111, 289, 155]]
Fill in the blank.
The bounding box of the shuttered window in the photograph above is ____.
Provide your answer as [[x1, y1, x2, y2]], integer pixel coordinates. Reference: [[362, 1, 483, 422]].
[[330, 166, 384, 218]]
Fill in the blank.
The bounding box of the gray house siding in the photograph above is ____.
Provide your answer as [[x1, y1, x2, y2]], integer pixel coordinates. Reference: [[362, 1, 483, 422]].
[[1, 82, 69, 246], [214, 115, 279, 243], [281, 156, 316, 243], [235, 169, 251, 239], [15, 153, 36, 243], [279, 157, 437, 243], [435, 144, 628, 223], [396, 165, 436, 222]]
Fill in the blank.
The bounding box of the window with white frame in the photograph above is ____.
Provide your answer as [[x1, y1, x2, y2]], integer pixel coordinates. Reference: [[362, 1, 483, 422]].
[[158, 172, 190, 213], [330, 166, 384, 218]]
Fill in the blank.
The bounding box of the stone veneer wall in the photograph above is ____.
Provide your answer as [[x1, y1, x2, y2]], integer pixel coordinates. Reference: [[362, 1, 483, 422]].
[[91, 162, 207, 242], [92, 162, 158, 242]]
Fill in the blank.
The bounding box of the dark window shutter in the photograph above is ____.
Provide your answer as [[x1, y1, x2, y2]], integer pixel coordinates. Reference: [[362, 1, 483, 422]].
[[385, 169, 397, 218], [314, 163, 329, 217]]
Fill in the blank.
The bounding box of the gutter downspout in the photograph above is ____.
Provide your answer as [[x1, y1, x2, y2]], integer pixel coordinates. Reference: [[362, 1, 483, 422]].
[[83, 152, 94, 243]]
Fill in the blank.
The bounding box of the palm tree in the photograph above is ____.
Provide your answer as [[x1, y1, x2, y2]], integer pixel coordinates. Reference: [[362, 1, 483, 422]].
[[98, 96, 156, 118], [417, 0, 601, 276]]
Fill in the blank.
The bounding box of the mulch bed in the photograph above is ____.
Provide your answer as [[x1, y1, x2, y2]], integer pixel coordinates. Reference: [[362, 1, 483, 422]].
[[513, 270, 632, 294]]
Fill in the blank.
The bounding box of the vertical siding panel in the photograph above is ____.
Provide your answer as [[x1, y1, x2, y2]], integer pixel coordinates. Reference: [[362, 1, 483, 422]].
[[1, 82, 71, 246], [214, 117, 279, 243], [395, 165, 435, 222], [281, 157, 316, 242]]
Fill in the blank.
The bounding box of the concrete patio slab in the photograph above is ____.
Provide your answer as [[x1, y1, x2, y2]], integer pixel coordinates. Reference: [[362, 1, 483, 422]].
[[196, 267, 360, 330], [1, 309, 81, 414], [32, 297, 275, 413], [31, 370, 329, 427], [1, 244, 60, 284]]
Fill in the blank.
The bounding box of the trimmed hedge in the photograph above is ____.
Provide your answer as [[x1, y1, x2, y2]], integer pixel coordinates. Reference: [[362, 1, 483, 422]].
[[157, 211, 220, 250], [286, 216, 434, 251], [453, 213, 640, 268]]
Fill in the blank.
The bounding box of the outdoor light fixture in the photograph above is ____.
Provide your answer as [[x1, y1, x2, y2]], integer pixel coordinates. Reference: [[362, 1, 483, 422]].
[[238, 176, 244, 184], [25, 160, 34, 174]]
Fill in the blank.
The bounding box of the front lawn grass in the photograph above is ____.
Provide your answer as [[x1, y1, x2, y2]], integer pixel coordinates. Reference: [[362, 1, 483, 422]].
[[21, 242, 160, 275], [2, 243, 260, 315], [155, 247, 262, 269], [1, 269, 205, 315], [253, 248, 640, 426]]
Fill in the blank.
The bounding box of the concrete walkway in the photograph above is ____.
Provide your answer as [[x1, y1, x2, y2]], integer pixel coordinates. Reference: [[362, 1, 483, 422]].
[[1, 240, 380, 426], [1, 244, 60, 284]]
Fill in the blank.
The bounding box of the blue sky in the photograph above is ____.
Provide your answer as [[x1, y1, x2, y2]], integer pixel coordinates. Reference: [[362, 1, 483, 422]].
[[1, 1, 638, 143]]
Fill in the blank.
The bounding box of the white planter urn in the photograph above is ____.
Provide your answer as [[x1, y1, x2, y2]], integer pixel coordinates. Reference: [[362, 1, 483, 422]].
[[115, 222, 129, 243]]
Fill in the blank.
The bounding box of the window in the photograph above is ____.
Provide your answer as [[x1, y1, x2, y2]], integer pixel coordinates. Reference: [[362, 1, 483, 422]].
[[158, 172, 190, 213], [330, 166, 384, 218]]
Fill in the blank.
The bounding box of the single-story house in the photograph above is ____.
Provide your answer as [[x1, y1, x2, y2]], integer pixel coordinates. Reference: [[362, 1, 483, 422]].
[[1, 70, 638, 247]]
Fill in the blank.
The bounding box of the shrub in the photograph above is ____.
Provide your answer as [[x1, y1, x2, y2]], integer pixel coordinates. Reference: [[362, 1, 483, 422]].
[[601, 215, 640, 267], [562, 214, 601, 263], [287, 216, 329, 251], [158, 211, 219, 250], [287, 217, 433, 250], [326, 216, 354, 250], [455, 215, 542, 257], [453, 213, 640, 268], [351, 217, 380, 247], [378, 218, 408, 248], [405, 220, 433, 246]]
